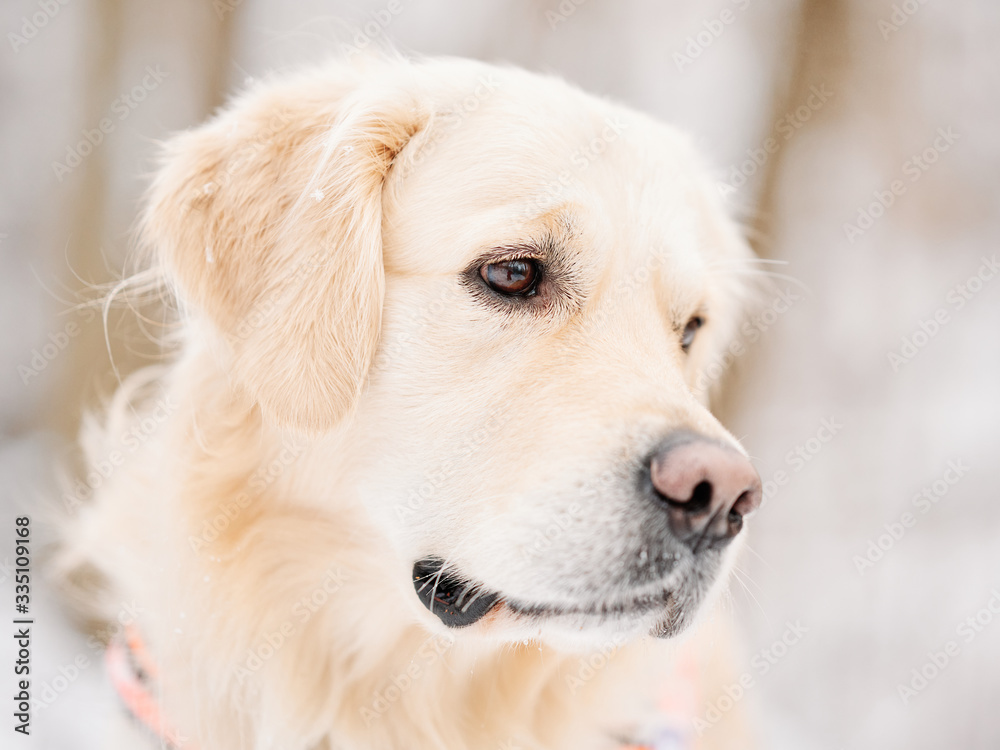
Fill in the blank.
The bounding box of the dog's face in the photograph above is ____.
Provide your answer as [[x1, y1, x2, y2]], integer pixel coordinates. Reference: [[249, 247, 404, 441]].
[[145, 59, 760, 649]]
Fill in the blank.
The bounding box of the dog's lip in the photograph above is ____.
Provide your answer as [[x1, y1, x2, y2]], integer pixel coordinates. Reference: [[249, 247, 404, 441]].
[[503, 589, 696, 639], [412, 558, 501, 628], [503, 587, 675, 619], [413, 557, 682, 630]]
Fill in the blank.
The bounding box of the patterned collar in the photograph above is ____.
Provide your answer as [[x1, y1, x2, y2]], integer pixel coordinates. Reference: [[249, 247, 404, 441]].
[[107, 626, 696, 750], [105, 624, 192, 749]]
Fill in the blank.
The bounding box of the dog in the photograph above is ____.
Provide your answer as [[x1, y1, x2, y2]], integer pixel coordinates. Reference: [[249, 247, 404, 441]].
[[58, 55, 764, 750]]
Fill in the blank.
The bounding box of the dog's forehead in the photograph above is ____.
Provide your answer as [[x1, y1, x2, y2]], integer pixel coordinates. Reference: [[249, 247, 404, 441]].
[[384, 72, 722, 284]]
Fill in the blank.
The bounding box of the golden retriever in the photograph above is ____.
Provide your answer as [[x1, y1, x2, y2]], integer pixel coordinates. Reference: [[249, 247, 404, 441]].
[[59, 55, 763, 750]]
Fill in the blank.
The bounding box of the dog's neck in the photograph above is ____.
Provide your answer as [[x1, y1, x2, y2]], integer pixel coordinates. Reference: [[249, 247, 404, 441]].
[[92, 354, 678, 749]]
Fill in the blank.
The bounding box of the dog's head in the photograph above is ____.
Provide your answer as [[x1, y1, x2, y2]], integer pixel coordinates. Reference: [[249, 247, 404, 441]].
[[145, 58, 761, 648]]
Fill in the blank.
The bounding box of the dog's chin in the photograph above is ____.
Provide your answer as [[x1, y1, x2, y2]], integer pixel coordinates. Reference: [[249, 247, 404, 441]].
[[412, 557, 706, 648], [496, 591, 701, 650]]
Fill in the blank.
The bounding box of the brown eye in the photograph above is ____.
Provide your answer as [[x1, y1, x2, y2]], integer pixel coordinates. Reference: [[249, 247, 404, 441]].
[[681, 316, 703, 351], [480, 259, 540, 296]]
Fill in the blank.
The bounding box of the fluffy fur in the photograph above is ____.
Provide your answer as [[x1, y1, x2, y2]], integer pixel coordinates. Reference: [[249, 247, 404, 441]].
[[58, 56, 760, 750]]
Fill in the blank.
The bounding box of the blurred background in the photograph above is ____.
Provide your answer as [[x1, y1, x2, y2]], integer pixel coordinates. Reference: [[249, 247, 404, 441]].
[[1, 0, 998, 748]]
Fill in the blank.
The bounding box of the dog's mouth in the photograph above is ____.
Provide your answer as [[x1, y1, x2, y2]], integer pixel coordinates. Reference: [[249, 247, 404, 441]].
[[412, 558, 501, 628], [412, 557, 692, 637]]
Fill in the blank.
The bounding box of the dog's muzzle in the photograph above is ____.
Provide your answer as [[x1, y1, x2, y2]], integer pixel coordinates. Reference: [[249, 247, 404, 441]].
[[412, 430, 761, 631]]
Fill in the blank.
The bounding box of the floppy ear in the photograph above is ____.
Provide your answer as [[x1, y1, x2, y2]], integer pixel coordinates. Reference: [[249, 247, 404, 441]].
[[141, 69, 428, 432]]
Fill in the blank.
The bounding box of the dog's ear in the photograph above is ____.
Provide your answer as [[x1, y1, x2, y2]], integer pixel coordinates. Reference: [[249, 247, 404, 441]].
[[142, 70, 428, 432]]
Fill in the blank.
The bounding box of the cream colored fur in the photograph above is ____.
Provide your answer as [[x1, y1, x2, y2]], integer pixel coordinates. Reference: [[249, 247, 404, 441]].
[[59, 56, 760, 750]]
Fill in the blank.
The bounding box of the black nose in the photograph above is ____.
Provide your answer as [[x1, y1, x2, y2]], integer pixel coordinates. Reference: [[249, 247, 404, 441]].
[[649, 431, 762, 551]]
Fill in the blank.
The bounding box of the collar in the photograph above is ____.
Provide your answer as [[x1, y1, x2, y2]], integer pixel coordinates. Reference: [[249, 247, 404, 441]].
[[105, 624, 193, 749], [107, 625, 695, 750]]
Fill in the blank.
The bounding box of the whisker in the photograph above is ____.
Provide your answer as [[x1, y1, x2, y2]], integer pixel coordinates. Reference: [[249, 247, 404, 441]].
[[729, 566, 771, 626], [739, 542, 777, 575], [708, 257, 789, 267]]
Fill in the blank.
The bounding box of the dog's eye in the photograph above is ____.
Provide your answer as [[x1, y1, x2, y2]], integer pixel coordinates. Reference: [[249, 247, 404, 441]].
[[681, 316, 703, 351], [480, 259, 540, 296]]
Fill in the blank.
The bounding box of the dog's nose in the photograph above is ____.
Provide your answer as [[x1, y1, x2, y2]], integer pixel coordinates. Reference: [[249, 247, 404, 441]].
[[649, 432, 761, 550]]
